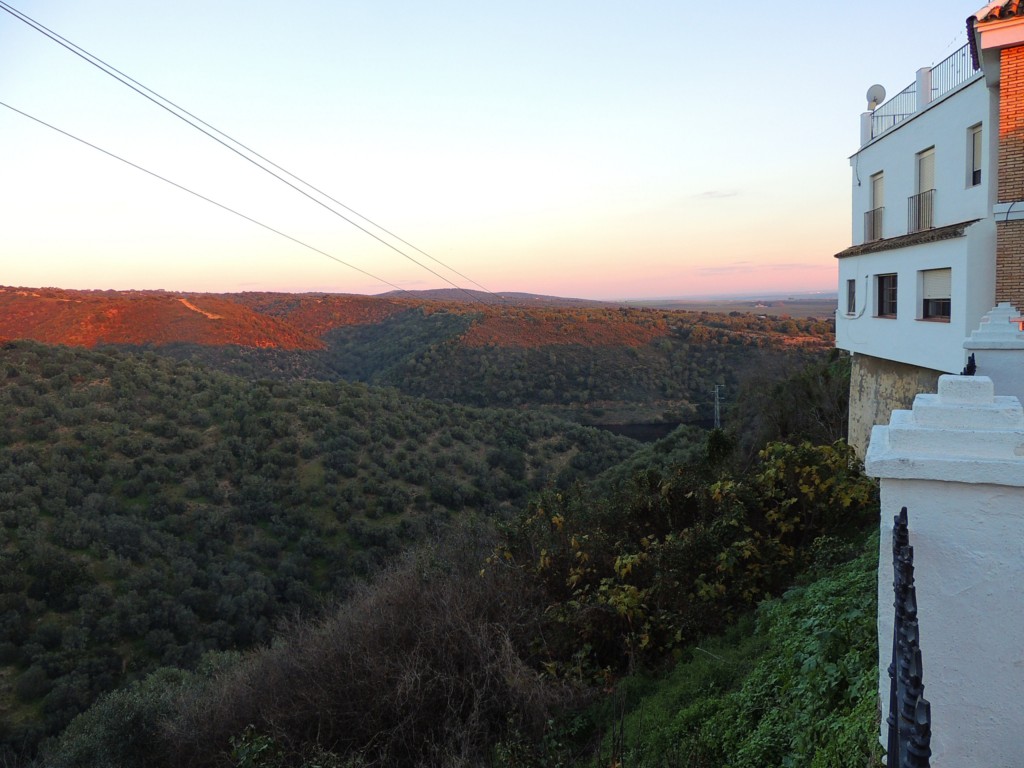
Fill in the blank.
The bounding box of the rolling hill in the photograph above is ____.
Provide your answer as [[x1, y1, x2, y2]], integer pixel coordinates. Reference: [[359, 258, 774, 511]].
[[0, 286, 835, 429]]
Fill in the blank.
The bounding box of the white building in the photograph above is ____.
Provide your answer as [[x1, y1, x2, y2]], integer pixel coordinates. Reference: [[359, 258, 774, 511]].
[[837, 4, 1024, 455]]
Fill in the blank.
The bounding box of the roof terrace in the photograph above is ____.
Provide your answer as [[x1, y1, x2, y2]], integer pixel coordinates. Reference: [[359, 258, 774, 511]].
[[862, 44, 978, 145]]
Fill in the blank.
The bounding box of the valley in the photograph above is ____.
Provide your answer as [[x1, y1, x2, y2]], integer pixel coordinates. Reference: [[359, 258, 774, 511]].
[[0, 286, 868, 767]]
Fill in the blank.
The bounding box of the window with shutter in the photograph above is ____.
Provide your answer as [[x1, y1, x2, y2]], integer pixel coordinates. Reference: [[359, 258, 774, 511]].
[[921, 268, 951, 320], [866, 172, 884, 240], [969, 125, 982, 187], [918, 148, 935, 193], [909, 148, 935, 231]]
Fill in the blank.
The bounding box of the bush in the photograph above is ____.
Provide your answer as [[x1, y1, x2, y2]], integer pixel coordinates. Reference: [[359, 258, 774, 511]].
[[493, 438, 877, 675], [161, 523, 579, 768], [14, 665, 51, 703], [594, 532, 881, 768], [42, 668, 196, 768]]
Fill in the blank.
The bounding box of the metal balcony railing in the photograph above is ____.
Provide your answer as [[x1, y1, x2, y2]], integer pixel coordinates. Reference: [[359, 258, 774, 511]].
[[872, 83, 917, 138], [864, 206, 885, 241], [871, 44, 977, 139], [908, 189, 934, 233], [930, 45, 973, 98]]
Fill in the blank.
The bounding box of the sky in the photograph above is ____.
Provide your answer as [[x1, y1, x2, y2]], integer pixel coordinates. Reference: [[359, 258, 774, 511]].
[[0, 1, 981, 300]]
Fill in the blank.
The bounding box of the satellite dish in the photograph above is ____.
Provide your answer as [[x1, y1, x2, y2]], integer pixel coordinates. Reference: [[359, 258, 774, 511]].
[[866, 84, 886, 111]]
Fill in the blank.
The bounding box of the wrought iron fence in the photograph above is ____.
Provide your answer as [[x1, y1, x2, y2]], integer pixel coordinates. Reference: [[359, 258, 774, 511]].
[[887, 506, 932, 768], [864, 206, 884, 241], [908, 189, 934, 233], [872, 83, 916, 138], [930, 44, 976, 99], [870, 44, 977, 140]]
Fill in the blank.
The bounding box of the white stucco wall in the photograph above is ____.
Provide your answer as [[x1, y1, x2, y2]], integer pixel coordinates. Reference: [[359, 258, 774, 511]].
[[836, 222, 995, 373], [874, 479, 1024, 767], [965, 302, 1024, 405], [850, 76, 991, 244], [837, 75, 998, 374], [865, 375, 1024, 767]]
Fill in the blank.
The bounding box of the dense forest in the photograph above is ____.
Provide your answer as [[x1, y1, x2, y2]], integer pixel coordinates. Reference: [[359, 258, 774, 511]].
[[0, 290, 880, 768], [29, 432, 879, 768], [0, 341, 637, 757]]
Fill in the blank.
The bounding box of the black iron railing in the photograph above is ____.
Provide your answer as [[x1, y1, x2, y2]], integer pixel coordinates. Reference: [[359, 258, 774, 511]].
[[872, 83, 917, 138], [930, 45, 976, 98], [870, 45, 977, 140], [908, 190, 934, 233], [887, 507, 932, 768], [864, 206, 885, 241]]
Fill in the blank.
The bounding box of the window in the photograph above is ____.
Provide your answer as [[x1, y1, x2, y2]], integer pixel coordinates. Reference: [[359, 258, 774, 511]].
[[877, 273, 898, 317], [865, 172, 884, 240], [909, 148, 935, 232], [969, 124, 982, 187], [846, 279, 857, 315], [921, 268, 951, 321], [918, 147, 936, 193]]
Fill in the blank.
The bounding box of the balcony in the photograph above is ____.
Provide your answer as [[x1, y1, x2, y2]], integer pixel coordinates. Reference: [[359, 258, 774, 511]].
[[908, 189, 935, 233], [867, 45, 977, 142], [864, 207, 884, 241]]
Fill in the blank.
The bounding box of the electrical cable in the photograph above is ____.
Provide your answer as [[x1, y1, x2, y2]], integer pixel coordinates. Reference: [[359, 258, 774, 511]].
[[0, 0, 498, 305], [0, 99, 416, 297]]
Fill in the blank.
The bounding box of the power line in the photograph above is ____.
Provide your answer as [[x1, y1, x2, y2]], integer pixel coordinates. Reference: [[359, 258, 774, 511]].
[[0, 99, 416, 297], [0, 0, 498, 305]]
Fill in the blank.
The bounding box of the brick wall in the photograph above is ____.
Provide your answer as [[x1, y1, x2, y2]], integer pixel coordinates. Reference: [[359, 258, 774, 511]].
[[998, 46, 1024, 308], [996, 220, 1024, 305]]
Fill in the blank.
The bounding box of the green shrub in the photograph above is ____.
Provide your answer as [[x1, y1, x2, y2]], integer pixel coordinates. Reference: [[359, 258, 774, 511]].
[[594, 532, 881, 768], [42, 667, 197, 768]]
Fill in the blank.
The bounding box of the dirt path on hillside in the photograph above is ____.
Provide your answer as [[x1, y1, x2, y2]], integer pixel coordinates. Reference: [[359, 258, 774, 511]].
[[178, 298, 222, 320]]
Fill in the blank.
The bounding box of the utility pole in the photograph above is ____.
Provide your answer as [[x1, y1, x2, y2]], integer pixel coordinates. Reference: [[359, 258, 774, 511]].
[[713, 384, 724, 429]]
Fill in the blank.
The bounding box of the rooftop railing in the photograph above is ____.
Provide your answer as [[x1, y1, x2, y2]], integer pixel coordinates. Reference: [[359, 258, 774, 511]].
[[869, 44, 977, 141], [930, 44, 974, 98], [872, 83, 917, 139]]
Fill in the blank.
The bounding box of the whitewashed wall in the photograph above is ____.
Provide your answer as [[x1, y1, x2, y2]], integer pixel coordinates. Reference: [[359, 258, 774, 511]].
[[837, 76, 998, 375], [850, 76, 991, 245], [865, 375, 1024, 767], [836, 223, 996, 373]]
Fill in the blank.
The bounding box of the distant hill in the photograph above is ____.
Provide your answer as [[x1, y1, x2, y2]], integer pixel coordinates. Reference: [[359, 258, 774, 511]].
[[623, 295, 839, 319], [375, 288, 614, 308], [222, 292, 419, 336], [0, 285, 836, 429], [374, 289, 840, 318], [0, 287, 324, 350]]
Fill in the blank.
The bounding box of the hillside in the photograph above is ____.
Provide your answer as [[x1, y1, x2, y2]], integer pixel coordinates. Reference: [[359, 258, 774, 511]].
[[0, 296, 861, 765], [32, 433, 879, 768], [0, 287, 834, 429], [0, 340, 640, 756], [0, 287, 324, 350], [222, 292, 417, 336]]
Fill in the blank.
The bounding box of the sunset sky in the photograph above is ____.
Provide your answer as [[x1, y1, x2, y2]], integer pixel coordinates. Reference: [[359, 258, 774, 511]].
[[0, 1, 978, 299]]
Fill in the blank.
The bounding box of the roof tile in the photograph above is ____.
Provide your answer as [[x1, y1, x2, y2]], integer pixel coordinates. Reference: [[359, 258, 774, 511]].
[[976, 1, 1024, 23], [834, 220, 979, 260]]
